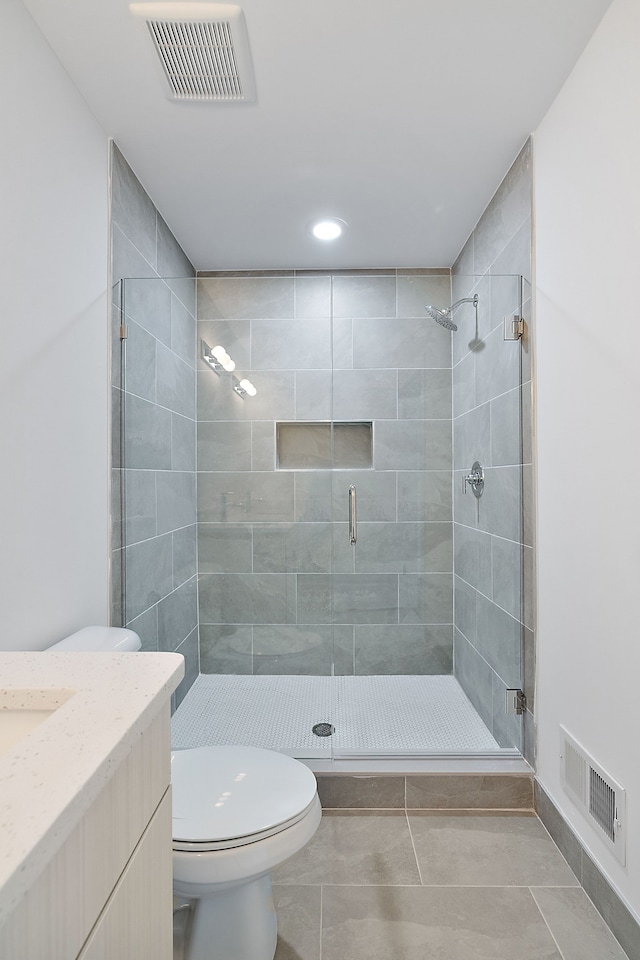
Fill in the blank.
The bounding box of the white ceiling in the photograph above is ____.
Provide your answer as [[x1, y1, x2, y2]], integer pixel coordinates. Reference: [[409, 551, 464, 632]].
[[23, 0, 611, 271]]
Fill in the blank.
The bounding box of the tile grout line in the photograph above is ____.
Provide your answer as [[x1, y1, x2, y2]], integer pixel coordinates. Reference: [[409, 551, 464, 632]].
[[405, 809, 424, 885], [528, 886, 570, 960], [319, 884, 323, 960]]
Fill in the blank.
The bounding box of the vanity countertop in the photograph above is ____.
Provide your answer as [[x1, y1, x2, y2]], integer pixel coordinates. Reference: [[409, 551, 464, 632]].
[[0, 651, 184, 925]]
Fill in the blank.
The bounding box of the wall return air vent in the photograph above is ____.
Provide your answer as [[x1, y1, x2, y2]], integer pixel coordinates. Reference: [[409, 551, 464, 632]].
[[560, 725, 626, 864], [130, 3, 256, 102]]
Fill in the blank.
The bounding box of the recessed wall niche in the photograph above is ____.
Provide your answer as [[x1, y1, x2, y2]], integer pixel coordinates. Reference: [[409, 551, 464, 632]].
[[276, 422, 373, 469]]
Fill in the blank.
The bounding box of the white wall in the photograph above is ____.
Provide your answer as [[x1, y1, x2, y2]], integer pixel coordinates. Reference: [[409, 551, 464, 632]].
[[534, 0, 640, 918], [0, 1, 110, 649]]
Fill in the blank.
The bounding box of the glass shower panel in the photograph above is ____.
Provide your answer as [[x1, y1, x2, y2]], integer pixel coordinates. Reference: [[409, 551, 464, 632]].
[[196, 274, 337, 758], [451, 273, 525, 753]]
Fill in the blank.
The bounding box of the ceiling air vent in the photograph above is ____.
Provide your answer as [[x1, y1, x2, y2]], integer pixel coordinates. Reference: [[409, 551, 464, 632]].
[[130, 3, 256, 102], [560, 725, 626, 864]]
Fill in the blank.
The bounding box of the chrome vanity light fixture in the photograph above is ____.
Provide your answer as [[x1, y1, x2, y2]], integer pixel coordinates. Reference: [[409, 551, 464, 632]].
[[201, 338, 256, 398]]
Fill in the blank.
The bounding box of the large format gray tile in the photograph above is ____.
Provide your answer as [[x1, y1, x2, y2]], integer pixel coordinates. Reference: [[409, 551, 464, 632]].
[[123, 394, 172, 470], [123, 469, 156, 544], [408, 815, 578, 887], [157, 577, 198, 651], [397, 274, 450, 318], [199, 624, 252, 674], [332, 275, 396, 318], [123, 278, 171, 348], [273, 813, 420, 885], [198, 573, 296, 624], [454, 402, 490, 471], [375, 420, 451, 471], [197, 276, 295, 319], [531, 887, 630, 960], [354, 624, 453, 675], [473, 139, 531, 276], [397, 470, 451, 521], [331, 471, 397, 522], [398, 574, 453, 624], [111, 145, 157, 269], [124, 319, 156, 403], [172, 413, 196, 472], [454, 576, 477, 644], [355, 522, 452, 574], [198, 523, 253, 573], [125, 532, 173, 621], [492, 536, 524, 622], [475, 593, 521, 688], [405, 775, 533, 810], [295, 371, 332, 419], [156, 471, 196, 535], [156, 214, 195, 284], [197, 420, 252, 471], [332, 369, 397, 420], [253, 624, 333, 675], [170, 294, 196, 367], [454, 524, 491, 596], [156, 344, 195, 418], [251, 319, 332, 370], [331, 574, 399, 625], [315, 776, 405, 809], [173, 524, 197, 587], [273, 885, 321, 960], [475, 326, 521, 408], [353, 317, 451, 369], [478, 465, 522, 542], [197, 472, 294, 522], [294, 275, 331, 319], [490, 387, 521, 471], [453, 629, 493, 732], [398, 369, 451, 420], [321, 884, 561, 960], [253, 523, 332, 573]]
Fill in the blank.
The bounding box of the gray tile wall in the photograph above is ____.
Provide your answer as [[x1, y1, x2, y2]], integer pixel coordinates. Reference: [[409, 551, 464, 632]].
[[110, 143, 198, 706], [451, 140, 534, 754], [197, 270, 455, 676]]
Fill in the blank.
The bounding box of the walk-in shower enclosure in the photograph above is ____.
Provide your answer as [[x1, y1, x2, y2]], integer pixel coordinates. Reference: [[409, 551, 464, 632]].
[[113, 270, 528, 760]]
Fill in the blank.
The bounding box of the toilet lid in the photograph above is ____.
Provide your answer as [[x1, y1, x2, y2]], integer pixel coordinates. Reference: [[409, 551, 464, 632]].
[[171, 746, 318, 846]]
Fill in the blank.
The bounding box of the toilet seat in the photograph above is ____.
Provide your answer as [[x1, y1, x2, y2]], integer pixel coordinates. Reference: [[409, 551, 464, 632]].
[[171, 746, 318, 852]]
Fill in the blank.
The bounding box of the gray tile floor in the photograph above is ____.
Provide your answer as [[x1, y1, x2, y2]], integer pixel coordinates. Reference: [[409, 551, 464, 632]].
[[271, 811, 630, 960]]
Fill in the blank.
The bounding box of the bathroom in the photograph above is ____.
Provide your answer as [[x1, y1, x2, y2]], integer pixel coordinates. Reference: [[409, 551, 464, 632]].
[[2, 0, 640, 957]]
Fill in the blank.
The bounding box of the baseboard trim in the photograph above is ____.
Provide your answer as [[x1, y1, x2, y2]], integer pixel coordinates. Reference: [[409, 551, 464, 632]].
[[534, 780, 640, 960]]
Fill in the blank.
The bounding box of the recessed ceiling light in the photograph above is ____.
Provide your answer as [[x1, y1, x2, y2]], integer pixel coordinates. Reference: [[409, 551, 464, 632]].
[[309, 217, 347, 241]]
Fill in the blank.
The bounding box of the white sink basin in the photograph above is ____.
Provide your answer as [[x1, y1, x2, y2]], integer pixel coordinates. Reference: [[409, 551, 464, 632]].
[[0, 688, 75, 757], [0, 709, 56, 756]]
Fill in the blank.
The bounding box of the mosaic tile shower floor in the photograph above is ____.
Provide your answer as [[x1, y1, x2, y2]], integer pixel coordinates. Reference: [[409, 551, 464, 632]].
[[171, 674, 502, 758]]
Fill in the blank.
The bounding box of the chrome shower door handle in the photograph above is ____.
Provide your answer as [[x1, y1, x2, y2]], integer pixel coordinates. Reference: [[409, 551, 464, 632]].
[[348, 484, 357, 544]]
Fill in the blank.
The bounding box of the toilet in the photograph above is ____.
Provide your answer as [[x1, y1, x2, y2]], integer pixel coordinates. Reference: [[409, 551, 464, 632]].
[[48, 626, 322, 960]]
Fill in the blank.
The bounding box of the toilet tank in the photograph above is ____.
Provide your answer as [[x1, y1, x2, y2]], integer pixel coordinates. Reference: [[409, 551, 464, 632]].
[[48, 625, 142, 652]]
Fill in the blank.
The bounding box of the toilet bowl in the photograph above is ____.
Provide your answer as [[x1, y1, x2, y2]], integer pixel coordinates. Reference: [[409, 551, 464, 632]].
[[172, 745, 321, 960], [48, 626, 321, 960]]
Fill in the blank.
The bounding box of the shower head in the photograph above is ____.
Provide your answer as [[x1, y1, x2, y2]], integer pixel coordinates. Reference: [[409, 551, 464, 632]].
[[425, 305, 458, 330], [425, 294, 479, 332]]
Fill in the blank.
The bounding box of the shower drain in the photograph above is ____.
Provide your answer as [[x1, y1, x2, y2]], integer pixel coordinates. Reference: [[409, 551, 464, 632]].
[[312, 722, 335, 737]]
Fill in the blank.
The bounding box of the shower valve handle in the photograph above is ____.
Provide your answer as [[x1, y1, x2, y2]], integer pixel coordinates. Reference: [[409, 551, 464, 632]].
[[463, 462, 485, 498]]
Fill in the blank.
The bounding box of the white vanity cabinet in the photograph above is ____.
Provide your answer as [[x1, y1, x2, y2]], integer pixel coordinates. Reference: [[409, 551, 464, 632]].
[[0, 653, 183, 960]]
